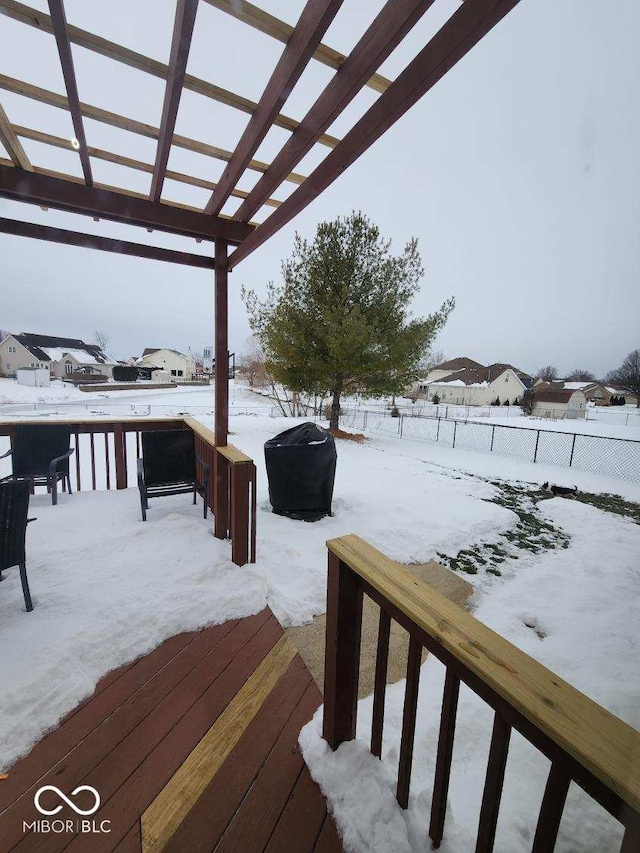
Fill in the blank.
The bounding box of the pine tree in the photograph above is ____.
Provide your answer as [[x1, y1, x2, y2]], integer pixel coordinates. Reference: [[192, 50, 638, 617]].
[[243, 212, 455, 429]]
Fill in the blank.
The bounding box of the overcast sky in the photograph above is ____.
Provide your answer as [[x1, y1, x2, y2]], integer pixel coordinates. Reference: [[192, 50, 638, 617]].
[[1, 0, 638, 377]]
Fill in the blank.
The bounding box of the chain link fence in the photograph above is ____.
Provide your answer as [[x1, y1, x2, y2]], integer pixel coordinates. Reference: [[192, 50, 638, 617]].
[[299, 407, 640, 482]]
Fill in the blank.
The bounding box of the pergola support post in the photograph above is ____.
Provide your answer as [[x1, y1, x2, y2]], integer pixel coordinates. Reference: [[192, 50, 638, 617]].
[[214, 238, 230, 539]]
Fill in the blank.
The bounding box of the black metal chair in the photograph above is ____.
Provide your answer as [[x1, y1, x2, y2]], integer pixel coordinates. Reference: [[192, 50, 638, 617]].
[[0, 424, 74, 506], [0, 479, 35, 612], [137, 429, 210, 521]]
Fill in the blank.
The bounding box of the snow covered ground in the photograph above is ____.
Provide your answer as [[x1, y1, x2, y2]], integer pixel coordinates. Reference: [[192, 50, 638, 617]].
[[1, 383, 638, 852]]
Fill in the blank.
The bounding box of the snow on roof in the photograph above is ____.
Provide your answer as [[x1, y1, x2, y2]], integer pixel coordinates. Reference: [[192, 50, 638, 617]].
[[40, 347, 101, 364], [562, 382, 595, 390]]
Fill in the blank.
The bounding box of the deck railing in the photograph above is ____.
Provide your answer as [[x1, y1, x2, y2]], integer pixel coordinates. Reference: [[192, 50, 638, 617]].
[[322, 535, 640, 852], [0, 416, 256, 567]]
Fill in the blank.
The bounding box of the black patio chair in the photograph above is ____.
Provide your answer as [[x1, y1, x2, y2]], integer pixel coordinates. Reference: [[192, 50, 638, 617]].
[[0, 424, 74, 506], [0, 479, 35, 611], [137, 429, 210, 521]]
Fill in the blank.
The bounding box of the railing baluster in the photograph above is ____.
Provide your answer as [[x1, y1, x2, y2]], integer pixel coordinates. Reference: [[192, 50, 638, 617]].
[[90, 432, 96, 490], [322, 552, 363, 750], [74, 430, 81, 491], [396, 636, 422, 809], [429, 670, 460, 848], [135, 429, 140, 460], [105, 432, 111, 490], [531, 763, 570, 852], [620, 812, 640, 853], [371, 609, 391, 758], [475, 715, 511, 853], [250, 463, 257, 563]]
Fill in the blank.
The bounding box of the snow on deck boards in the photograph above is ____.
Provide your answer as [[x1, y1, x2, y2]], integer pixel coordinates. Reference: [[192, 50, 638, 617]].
[[0, 610, 342, 853]]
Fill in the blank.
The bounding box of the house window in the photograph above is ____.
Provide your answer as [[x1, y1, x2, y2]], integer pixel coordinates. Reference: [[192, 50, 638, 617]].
[[171, 369, 177, 376], [8, 346, 16, 353], [505, 375, 509, 382], [178, 370, 183, 377], [65, 362, 73, 375], [6, 362, 10, 370]]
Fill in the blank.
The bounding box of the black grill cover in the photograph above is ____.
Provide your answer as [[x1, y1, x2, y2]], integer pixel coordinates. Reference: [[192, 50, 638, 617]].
[[264, 422, 337, 521]]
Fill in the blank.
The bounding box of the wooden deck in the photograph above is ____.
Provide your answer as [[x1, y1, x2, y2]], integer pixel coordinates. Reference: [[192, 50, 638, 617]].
[[0, 609, 342, 852]]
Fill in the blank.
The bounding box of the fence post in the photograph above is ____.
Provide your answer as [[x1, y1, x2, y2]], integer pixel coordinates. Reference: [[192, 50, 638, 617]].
[[364, 411, 368, 431], [490, 425, 495, 452], [323, 551, 363, 750], [399, 414, 404, 438], [533, 430, 540, 464], [436, 418, 441, 443], [452, 421, 457, 448], [569, 434, 577, 468]]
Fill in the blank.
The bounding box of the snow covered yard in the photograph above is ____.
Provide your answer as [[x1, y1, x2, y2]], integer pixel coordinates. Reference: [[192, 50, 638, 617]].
[[1, 399, 638, 853]]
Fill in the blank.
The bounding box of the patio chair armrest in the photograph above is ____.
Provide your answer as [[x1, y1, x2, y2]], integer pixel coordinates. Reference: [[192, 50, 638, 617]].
[[49, 448, 75, 479], [0, 448, 12, 460], [27, 517, 38, 524]]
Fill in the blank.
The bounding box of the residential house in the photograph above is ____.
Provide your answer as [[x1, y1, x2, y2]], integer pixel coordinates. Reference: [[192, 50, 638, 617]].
[[415, 359, 534, 406], [137, 348, 196, 380], [0, 332, 118, 378], [531, 388, 587, 419]]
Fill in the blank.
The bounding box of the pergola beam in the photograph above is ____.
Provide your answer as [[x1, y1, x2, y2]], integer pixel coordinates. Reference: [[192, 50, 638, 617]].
[[0, 73, 306, 185], [234, 0, 437, 223], [203, 0, 392, 95], [47, 0, 93, 185], [0, 163, 253, 242], [0, 0, 339, 148], [151, 0, 199, 202], [0, 216, 215, 268], [229, 0, 521, 267], [12, 124, 282, 208], [205, 0, 343, 217], [0, 102, 32, 169]]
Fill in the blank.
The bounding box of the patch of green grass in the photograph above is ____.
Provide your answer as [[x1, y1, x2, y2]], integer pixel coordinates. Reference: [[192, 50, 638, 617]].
[[437, 477, 640, 578]]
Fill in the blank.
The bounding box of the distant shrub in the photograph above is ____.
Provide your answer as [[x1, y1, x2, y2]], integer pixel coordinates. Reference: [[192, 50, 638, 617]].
[[113, 365, 138, 382], [431, 392, 440, 404], [493, 397, 501, 406], [504, 398, 510, 406], [390, 406, 400, 418]]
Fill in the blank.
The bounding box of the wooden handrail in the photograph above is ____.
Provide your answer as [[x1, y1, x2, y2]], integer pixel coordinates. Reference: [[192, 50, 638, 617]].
[[324, 534, 640, 849], [0, 415, 257, 567]]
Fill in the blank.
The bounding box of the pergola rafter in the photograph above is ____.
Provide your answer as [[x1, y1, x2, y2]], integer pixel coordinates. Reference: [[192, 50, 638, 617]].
[[0, 0, 340, 148], [233, 0, 438, 223], [229, 0, 520, 267], [203, 0, 392, 95], [0, 73, 306, 186], [150, 0, 199, 202], [0, 102, 32, 170], [47, 0, 92, 185], [12, 124, 282, 208], [204, 0, 344, 217]]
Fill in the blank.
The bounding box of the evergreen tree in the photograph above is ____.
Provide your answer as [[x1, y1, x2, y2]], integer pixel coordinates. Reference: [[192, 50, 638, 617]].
[[243, 212, 454, 429]]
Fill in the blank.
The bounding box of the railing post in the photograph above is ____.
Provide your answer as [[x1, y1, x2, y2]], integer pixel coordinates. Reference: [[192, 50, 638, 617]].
[[490, 425, 495, 452], [436, 417, 441, 443], [452, 420, 457, 448], [214, 449, 229, 539], [533, 430, 540, 463], [113, 424, 127, 489], [569, 433, 577, 467], [323, 550, 363, 751], [230, 461, 250, 566]]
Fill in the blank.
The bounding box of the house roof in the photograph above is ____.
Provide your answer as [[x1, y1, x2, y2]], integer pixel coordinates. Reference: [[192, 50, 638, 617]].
[[534, 388, 585, 403], [12, 332, 115, 365], [432, 365, 527, 388], [486, 362, 533, 381], [435, 357, 484, 373], [141, 348, 188, 359]]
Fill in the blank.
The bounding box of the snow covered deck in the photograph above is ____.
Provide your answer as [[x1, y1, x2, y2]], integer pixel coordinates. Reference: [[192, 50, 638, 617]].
[[0, 609, 342, 852]]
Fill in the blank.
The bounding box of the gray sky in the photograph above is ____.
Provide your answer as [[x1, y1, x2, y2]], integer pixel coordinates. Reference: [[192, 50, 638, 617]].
[[1, 0, 638, 377]]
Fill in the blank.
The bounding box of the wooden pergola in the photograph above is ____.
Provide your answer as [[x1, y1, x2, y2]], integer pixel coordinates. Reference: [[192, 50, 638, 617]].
[[0, 0, 521, 535]]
